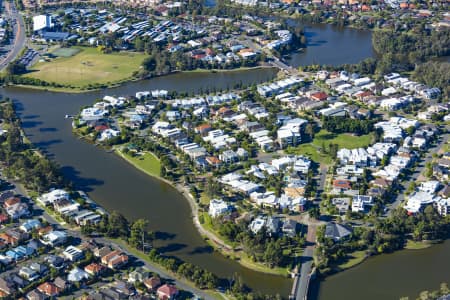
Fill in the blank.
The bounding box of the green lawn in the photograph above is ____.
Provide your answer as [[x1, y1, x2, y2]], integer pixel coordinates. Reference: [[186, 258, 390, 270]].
[[116, 149, 161, 178], [24, 47, 147, 87], [285, 130, 374, 165], [286, 144, 332, 165], [335, 250, 367, 270], [405, 240, 432, 250], [312, 129, 374, 149]]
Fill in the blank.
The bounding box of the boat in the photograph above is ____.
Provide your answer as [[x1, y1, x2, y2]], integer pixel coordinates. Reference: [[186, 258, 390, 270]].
[[65, 114, 74, 119]]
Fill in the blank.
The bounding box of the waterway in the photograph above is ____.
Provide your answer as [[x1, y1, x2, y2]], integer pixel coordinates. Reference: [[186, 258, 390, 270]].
[[0, 23, 421, 298], [311, 240, 450, 300], [3, 69, 298, 296], [286, 23, 374, 67]]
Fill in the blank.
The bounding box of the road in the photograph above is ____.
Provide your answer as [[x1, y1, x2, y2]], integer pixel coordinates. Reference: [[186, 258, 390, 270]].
[[388, 127, 449, 215], [0, 0, 26, 71]]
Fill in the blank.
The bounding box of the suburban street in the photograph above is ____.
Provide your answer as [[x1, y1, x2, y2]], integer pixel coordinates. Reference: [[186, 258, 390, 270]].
[[0, 0, 26, 71], [388, 126, 449, 215]]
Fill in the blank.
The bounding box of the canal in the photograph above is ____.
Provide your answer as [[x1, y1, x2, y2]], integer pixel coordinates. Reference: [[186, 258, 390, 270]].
[[2, 69, 297, 297], [311, 240, 450, 300], [3, 24, 444, 300]]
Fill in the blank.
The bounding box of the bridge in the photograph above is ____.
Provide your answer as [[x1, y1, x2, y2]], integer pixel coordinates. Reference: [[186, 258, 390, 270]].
[[290, 224, 317, 300]]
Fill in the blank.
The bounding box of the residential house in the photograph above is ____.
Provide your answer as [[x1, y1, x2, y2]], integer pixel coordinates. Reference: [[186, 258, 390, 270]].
[[128, 267, 150, 283], [0, 213, 9, 224], [30, 263, 48, 276], [19, 266, 40, 282], [332, 179, 352, 193], [62, 246, 84, 262], [266, 217, 280, 236], [84, 263, 106, 277], [93, 246, 113, 258], [101, 250, 129, 269], [143, 276, 161, 291], [249, 217, 266, 234], [20, 219, 42, 233], [5, 202, 29, 219], [219, 150, 238, 164], [205, 156, 221, 168], [325, 222, 353, 241], [332, 198, 350, 214], [40, 231, 67, 247], [351, 195, 373, 213], [46, 256, 65, 269], [67, 267, 89, 283], [0, 277, 16, 297], [157, 284, 179, 300], [26, 289, 46, 300], [37, 282, 61, 298], [53, 277, 70, 292], [282, 219, 298, 237], [208, 199, 230, 218], [194, 124, 212, 136]]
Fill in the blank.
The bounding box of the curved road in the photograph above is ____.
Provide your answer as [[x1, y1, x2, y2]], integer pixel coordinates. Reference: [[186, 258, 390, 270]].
[[0, 0, 26, 70]]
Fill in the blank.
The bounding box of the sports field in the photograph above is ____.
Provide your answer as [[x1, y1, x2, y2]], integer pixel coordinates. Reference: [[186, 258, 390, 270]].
[[24, 47, 147, 87]]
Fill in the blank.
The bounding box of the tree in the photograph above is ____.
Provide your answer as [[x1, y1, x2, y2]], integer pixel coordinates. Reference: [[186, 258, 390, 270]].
[[305, 123, 314, 140], [129, 218, 152, 250], [6, 62, 26, 75], [106, 211, 129, 238], [142, 56, 157, 72], [263, 240, 283, 267], [309, 207, 320, 219]]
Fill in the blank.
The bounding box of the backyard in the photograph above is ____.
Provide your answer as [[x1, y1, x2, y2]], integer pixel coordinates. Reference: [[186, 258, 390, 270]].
[[24, 47, 147, 88]]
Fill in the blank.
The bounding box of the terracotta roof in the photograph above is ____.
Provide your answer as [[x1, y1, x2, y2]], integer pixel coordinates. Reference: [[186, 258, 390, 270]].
[[84, 263, 105, 275], [108, 254, 128, 268], [0, 214, 8, 223], [206, 156, 221, 165], [157, 284, 178, 297], [310, 91, 328, 101], [195, 124, 212, 132], [0, 233, 17, 245], [38, 226, 53, 236], [37, 282, 61, 297], [101, 249, 121, 264], [333, 179, 351, 189], [4, 197, 20, 207]]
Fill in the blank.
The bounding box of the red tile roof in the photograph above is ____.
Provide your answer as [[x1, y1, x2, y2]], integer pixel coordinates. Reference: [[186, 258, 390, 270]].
[[37, 282, 61, 297], [333, 179, 351, 190], [157, 284, 178, 299]]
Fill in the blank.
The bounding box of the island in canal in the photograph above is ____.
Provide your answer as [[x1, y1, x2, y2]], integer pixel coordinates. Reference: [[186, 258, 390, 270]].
[[70, 64, 449, 300]]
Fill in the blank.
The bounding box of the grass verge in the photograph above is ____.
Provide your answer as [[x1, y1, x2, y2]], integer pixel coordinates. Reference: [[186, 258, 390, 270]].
[[116, 149, 161, 178]]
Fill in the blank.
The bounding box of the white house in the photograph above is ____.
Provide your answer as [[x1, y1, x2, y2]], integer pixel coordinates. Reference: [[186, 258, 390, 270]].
[[208, 199, 230, 217], [68, 267, 89, 282], [37, 189, 70, 206], [249, 217, 266, 234], [351, 195, 373, 212]]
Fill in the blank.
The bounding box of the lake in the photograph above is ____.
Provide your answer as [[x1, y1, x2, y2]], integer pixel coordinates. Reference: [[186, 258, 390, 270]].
[[287, 23, 374, 67]]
